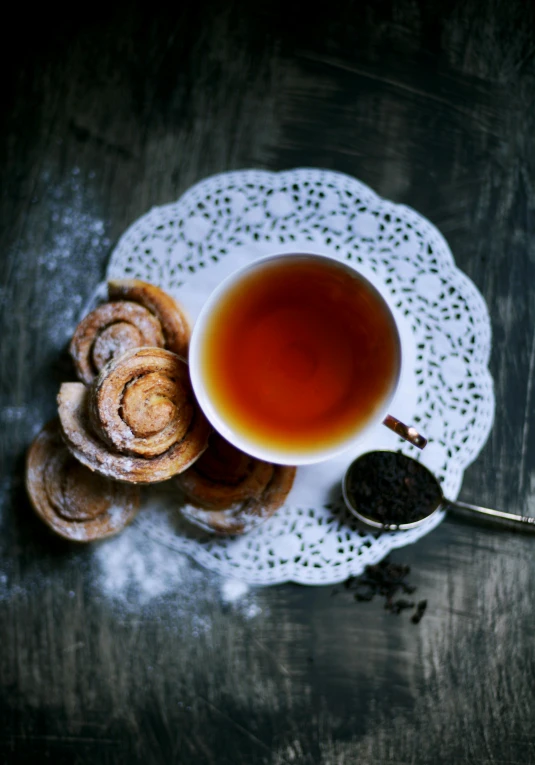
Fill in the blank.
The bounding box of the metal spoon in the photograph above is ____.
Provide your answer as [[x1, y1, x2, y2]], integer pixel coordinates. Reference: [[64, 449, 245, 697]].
[[342, 450, 535, 533]]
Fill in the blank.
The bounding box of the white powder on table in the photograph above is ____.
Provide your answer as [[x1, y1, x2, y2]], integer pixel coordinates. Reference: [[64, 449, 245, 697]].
[[220, 578, 250, 604], [26, 167, 110, 348], [90, 485, 260, 623], [0, 469, 260, 624], [94, 524, 193, 605]]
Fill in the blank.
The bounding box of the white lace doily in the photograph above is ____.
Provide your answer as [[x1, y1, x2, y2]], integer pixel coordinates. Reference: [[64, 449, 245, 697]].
[[106, 168, 494, 585]]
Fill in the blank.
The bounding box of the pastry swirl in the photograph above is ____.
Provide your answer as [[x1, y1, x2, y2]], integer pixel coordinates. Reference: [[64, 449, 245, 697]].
[[108, 279, 190, 357], [58, 348, 210, 483], [177, 433, 296, 535], [70, 279, 190, 384], [25, 420, 140, 541]]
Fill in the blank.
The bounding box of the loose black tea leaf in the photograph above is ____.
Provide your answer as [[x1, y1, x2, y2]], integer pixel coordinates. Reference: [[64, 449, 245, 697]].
[[411, 599, 428, 624], [341, 559, 427, 623], [387, 598, 415, 614]]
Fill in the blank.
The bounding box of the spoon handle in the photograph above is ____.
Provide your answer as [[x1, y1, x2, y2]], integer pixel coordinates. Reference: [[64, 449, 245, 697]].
[[445, 500, 535, 532]]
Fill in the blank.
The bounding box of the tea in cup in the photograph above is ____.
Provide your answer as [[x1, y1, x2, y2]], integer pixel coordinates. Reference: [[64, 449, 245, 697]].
[[189, 253, 423, 465]]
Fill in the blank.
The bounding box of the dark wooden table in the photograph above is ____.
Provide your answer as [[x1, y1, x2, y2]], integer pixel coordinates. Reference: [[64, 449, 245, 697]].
[[2, 2, 535, 762]]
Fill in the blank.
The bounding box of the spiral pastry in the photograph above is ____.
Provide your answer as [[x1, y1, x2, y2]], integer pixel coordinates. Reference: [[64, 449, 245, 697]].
[[58, 348, 210, 483], [70, 279, 191, 384], [25, 421, 140, 541], [177, 432, 296, 535]]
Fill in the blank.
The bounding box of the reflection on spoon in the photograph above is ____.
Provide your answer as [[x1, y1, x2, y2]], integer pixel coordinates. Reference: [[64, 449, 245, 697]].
[[342, 451, 535, 533]]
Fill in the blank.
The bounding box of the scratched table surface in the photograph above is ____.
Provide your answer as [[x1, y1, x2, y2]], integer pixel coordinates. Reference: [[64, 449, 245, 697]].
[[2, 1, 535, 763]]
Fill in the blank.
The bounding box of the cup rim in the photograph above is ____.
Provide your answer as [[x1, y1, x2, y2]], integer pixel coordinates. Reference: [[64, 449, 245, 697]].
[[189, 252, 402, 465]]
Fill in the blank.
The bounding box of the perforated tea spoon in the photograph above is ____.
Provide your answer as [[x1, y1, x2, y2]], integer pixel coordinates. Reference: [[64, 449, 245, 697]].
[[342, 450, 535, 532]]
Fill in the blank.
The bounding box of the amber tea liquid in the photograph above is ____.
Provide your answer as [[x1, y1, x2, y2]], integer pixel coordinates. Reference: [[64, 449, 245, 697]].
[[199, 256, 400, 458]]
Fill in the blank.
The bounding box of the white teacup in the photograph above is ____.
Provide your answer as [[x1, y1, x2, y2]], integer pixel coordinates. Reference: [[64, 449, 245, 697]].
[[189, 253, 425, 465]]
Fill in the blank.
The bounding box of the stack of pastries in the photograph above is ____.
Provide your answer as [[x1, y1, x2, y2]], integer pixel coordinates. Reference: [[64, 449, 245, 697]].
[[26, 280, 295, 541]]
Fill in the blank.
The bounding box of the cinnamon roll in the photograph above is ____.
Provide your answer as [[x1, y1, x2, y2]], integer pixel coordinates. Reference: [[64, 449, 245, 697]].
[[70, 279, 190, 384], [26, 420, 140, 541], [58, 347, 210, 483], [177, 432, 296, 535]]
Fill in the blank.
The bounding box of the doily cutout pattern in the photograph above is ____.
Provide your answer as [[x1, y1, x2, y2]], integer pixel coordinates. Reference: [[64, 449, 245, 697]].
[[107, 168, 495, 585]]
